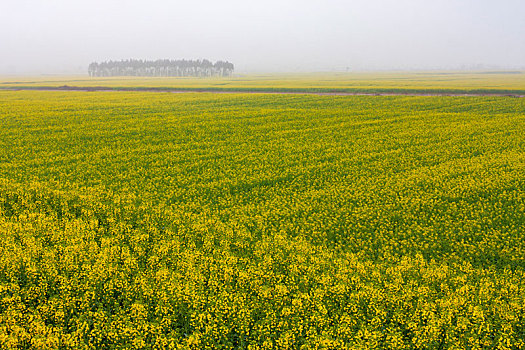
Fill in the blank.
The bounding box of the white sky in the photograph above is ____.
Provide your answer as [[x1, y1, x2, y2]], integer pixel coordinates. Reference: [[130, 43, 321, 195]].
[[1, 0, 524, 74]]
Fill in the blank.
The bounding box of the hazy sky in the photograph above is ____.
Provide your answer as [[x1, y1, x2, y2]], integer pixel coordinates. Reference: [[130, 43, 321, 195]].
[[1, 0, 524, 74]]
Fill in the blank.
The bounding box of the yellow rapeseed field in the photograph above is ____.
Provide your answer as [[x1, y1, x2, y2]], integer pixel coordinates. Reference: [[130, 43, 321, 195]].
[[2, 72, 525, 94], [0, 89, 524, 349]]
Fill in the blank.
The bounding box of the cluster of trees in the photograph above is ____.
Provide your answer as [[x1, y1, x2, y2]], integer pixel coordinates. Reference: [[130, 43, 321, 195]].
[[88, 59, 234, 77]]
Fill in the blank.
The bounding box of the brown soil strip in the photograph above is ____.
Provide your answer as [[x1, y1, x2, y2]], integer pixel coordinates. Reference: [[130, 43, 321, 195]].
[[2, 86, 524, 98]]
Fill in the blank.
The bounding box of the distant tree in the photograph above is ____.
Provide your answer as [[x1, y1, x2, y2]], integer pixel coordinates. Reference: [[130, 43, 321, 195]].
[[87, 59, 234, 77]]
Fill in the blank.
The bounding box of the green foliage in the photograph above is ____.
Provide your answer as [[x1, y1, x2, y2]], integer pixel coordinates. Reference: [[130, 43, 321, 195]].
[[0, 91, 524, 349]]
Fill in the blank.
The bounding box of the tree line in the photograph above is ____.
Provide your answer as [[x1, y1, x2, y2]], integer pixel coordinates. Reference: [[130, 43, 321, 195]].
[[88, 59, 234, 77]]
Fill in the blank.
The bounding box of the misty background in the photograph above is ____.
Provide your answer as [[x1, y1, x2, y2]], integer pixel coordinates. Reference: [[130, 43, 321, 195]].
[[1, 0, 524, 75]]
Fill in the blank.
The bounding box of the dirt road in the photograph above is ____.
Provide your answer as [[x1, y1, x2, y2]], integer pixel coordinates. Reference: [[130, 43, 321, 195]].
[[2, 85, 524, 97]]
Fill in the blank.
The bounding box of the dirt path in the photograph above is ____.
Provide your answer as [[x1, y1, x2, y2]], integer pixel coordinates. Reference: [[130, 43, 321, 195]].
[[2, 85, 524, 98]]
